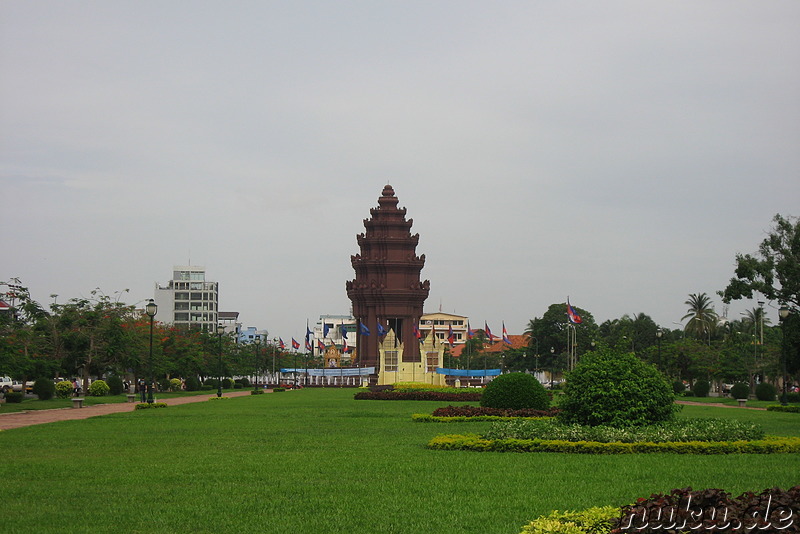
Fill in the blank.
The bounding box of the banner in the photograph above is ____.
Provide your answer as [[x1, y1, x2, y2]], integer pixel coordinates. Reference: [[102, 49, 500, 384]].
[[435, 368, 502, 377]]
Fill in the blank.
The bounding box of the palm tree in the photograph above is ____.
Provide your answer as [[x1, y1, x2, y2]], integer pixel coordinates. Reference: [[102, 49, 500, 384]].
[[682, 292, 717, 343]]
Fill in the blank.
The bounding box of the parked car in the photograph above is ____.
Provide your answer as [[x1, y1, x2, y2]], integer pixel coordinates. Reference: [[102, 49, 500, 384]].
[[12, 380, 34, 393], [0, 376, 13, 393]]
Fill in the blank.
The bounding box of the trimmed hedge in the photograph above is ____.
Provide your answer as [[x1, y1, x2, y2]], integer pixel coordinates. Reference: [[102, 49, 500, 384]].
[[767, 405, 800, 413], [354, 391, 482, 401], [693, 380, 710, 397], [755, 381, 777, 401], [730, 382, 750, 400], [426, 434, 800, 454], [3, 391, 23, 403], [432, 405, 559, 418], [32, 378, 55, 400]]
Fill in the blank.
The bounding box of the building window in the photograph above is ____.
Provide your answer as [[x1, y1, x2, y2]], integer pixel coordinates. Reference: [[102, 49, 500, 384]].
[[426, 352, 439, 373], [174, 313, 189, 321], [385, 350, 398, 372], [175, 292, 189, 300], [175, 302, 189, 310]]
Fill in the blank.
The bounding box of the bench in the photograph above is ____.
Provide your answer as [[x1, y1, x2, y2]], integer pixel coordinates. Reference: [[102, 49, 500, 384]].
[[737, 398, 747, 408], [126, 394, 136, 403], [72, 398, 85, 409]]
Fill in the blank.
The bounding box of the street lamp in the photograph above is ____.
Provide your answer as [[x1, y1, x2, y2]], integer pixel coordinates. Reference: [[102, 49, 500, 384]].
[[656, 328, 663, 371], [253, 335, 261, 392], [216, 324, 226, 398], [779, 305, 790, 406], [144, 299, 158, 404]]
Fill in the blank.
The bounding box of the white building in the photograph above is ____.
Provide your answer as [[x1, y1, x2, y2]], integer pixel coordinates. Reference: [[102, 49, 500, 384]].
[[419, 312, 469, 345], [154, 266, 219, 331]]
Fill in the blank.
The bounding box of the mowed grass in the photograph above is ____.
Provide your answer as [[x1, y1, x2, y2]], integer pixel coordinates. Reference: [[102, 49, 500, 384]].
[[1, 389, 799, 534]]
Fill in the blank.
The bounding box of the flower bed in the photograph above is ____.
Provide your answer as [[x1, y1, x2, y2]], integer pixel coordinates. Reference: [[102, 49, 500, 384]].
[[134, 402, 168, 410], [484, 418, 765, 443]]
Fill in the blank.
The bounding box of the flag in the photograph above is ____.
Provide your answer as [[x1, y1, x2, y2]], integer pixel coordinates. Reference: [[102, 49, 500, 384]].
[[502, 322, 511, 345], [447, 325, 455, 347], [567, 299, 583, 324], [323, 323, 330, 338], [340, 322, 348, 339], [342, 337, 349, 353], [377, 322, 388, 336], [291, 338, 300, 350], [305, 338, 312, 351], [359, 322, 370, 336], [305, 323, 313, 350], [317, 339, 325, 351], [467, 322, 474, 340], [413, 322, 422, 341], [279, 338, 286, 350], [485, 322, 496, 343]]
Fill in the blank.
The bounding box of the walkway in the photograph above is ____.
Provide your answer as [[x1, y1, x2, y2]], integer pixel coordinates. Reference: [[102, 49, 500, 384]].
[[0, 390, 257, 431], [676, 400, 766, 410]]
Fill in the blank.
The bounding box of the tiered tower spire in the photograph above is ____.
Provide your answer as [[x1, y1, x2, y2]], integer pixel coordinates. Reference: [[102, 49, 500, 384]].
[[346, 185, 430, 369]]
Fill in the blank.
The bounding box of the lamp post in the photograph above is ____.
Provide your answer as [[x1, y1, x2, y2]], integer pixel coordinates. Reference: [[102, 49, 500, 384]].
[[253, 335, 261, 392], [216, 324, 225, 398], [144, 299, 158, 404], [656, 328, 663, 371], [550, 347, 555, 389], [779, 305, 790, 406]]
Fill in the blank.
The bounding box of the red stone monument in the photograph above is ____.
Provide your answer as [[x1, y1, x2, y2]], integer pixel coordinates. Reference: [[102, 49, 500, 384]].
[[346, 185, 430, 370]]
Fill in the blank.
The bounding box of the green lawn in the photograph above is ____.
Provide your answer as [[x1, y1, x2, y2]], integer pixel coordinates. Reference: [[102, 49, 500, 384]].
[[1, 389, 798, 534], [0, 389, 235, 412]]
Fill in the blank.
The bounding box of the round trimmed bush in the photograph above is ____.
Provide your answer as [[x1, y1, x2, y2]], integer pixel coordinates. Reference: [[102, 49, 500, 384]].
[[755, 382, 776, 401], [32, 378, 55, 400], [55, 380, 73, 399], [730, 382, 750, 400], [222, 378, 234, 389], [480, 373, 549, 410], [106, 376, 124, 396], [672, 381, 685, 395], [185, 376, 201, 391], [88, 379, 110, 397], [169, 378, 182, 391], [558, 348, 678, 427], [693, 380, 710, 397]]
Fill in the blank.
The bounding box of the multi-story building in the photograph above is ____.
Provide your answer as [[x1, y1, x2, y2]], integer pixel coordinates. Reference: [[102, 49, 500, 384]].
[[313, 315, 358, 357], [154, 266, 219, 331], [419, 312, 469, 345]]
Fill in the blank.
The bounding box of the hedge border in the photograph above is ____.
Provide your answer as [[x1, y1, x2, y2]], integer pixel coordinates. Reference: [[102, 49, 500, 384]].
[[412, 414, 554, 423], [134, 402, 168, 410], [426, 434, 800, 454]]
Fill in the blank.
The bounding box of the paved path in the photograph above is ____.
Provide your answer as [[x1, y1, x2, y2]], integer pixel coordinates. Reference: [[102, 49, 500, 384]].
[[0, 390, 257, 431], [676, 400, 766, 410]]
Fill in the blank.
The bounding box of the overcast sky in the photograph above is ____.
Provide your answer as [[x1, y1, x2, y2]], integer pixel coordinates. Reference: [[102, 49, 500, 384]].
[[2, 1, 798, 341]]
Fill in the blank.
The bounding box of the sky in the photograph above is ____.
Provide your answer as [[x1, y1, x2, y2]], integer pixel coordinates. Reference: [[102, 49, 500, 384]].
[[2, 1, 799, 341]]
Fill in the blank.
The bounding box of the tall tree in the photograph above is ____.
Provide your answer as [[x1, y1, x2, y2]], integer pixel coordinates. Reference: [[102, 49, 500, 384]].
[[720, 214, 800, 310], [682, 292, 717, 342]]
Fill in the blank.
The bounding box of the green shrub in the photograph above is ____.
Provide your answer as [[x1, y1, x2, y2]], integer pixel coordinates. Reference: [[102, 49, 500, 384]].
[[88, 380, 110, 397], [134, 402, 168, 410], [204, 378, 219, 387], [169, 378, 182, 391], [158, 377, 171, 391], [521, 506, 619, 534], [236, 377, 251, 387], [480, 373, 549, 411], [787, 392, 800, 403], [106, 376, 124, 396], [730, 382, 750, 400], [672, 381, 685, 394], [250, 389, 264, 395], [693, 380, 710, 397], [222, 378, 234, 389], [558, 348, 678, 427], [3, 391, 23, 403], [185, 376, 201, 391], [32, 378, 56, 400], [55, 380, 73, 399], [755, 382, 776, 401], [273, 387, 286, 392]]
